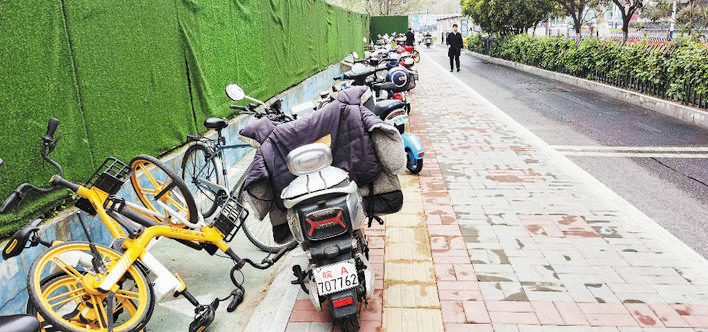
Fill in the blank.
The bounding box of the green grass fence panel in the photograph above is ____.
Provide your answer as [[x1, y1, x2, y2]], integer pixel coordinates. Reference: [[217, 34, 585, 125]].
[[370, 16, 408, 41], [0, 0, 93, 234], [230, 2, 270, 105], [174, 0, 260, 122], [64, 0, 195, 160]]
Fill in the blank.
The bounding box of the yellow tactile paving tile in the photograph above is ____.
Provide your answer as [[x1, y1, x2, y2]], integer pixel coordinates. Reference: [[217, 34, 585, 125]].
[[385, 212, 426, 228], [382, 174, 444, 330], [385, 242, 432, 262], [383, 308, 444, 332], [384, 261, 436, 282], [384, 282, 440, 308]]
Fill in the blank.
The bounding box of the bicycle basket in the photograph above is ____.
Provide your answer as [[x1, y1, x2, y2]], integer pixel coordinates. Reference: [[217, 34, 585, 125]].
[[213, 195, 249, 242], [75, 157, 130, 215]]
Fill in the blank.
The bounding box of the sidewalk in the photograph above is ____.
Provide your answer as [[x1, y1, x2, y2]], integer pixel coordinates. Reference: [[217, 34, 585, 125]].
[[280, 53, 708, 331]]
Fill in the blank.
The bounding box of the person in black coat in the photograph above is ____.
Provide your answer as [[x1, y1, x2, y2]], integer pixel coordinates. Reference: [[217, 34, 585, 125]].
[[405, 28, 415, 46], [446, 24, 463, 72]]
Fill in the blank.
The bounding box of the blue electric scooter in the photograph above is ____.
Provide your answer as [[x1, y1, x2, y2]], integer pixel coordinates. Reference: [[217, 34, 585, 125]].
[[369, 96, 425, 174], [315, 59, 425, 174]]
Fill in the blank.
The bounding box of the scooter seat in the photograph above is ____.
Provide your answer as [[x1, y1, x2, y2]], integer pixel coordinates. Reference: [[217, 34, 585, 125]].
[[0, 315, 40, 332], [373, 81, 409, 94], [373, 99, 406, 118], [204, 118, 228, 130]]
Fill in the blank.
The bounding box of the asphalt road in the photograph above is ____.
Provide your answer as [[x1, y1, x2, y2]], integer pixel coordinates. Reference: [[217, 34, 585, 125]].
[[420, 44, 708, 258]]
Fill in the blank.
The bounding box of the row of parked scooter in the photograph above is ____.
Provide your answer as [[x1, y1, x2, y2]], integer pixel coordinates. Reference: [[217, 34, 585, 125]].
[[215, 40, 426, 331], [292, 43, 425, 174]]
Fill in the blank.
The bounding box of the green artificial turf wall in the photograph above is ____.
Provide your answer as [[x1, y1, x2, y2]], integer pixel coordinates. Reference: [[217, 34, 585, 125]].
[[0, 0, 369, 238], [370, 16, 408, 42]]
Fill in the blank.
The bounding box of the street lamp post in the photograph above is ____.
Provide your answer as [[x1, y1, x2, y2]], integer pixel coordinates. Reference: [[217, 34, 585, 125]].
[[670, 0, 677, 40]]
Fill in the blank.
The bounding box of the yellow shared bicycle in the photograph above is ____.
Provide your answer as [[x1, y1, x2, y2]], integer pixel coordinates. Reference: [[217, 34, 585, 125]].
[[1, 118, 293, 332]]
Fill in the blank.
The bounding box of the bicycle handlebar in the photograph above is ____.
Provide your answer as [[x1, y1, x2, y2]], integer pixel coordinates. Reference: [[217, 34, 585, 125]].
[[43, 118, 59, 144], [49, 175, 80, 193], [0, 118, 66, 214], [241, 241, 296, 269], [0, 191, 20, 214]]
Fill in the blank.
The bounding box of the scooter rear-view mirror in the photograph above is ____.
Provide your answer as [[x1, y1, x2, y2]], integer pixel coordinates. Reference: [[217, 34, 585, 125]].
[[225, 84, 245, 101]]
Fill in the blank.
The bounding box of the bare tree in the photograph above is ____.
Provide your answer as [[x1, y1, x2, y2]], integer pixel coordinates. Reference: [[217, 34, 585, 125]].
[[609, 0, 644, 43], [676, 0, 708, 33], [365, 0, 429, 15], [550, 0, 593, 39], [325, 0, 367, 12]]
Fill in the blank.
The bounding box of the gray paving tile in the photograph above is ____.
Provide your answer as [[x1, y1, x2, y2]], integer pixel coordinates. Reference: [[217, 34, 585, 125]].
[[479, 281, 528, 301], [284, 322, 333, 332], [563, 282, 598, 302]]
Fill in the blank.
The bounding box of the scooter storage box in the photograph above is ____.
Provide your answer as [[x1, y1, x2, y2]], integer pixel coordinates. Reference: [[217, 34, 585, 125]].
[[362, 190, 403, 215]]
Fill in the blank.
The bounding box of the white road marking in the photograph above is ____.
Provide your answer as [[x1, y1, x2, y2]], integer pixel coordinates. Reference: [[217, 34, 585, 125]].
[[551, 146, 708, 158], [558, 152, 708, 158], [552, 145, 708, 152]]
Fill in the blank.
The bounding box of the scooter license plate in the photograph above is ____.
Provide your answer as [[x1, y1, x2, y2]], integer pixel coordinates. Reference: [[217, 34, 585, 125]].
[[313, 260, 358, 296], [391, 115, 408, 126]]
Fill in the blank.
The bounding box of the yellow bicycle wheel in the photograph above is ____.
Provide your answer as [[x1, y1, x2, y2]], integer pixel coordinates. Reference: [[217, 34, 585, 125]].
[[130, 154, 199, 227], [27, 242, 154, 332]]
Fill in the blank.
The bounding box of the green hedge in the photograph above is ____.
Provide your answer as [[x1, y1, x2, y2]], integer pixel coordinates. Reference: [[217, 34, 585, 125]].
[[467, 34, 708, 101], [0, 0, 369, 237]]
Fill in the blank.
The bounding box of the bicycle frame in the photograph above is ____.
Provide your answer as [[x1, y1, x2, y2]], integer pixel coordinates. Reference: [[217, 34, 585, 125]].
[[192, 139, 252, 198], [4, 117, 292, 331], [58, 175, 244, 293]]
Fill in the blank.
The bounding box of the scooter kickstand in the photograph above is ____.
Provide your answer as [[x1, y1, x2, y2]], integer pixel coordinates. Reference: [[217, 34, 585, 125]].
[[291, 265, 310, 294]]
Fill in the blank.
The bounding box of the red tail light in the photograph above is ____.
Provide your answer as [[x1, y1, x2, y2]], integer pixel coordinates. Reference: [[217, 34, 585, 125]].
[[306, 210, 346, 236], [393, 93, 404, 101], [418, 152, 425, 157], [332, 297, 354, 308]]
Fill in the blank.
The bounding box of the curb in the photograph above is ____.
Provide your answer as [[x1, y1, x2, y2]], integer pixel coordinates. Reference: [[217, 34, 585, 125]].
[[467, 51, 708, 131]]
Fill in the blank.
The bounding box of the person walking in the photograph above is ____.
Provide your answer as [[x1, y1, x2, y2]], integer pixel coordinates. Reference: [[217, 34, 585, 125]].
[[447, 24, 463, 72], [405, 28, 415, 46]]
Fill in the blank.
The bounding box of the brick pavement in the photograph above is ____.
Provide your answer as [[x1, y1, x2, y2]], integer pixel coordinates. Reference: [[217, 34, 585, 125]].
[[281, 53, 708, 331]]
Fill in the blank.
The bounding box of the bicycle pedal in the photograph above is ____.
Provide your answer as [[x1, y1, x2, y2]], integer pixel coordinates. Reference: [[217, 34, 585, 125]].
[[189, 304, 216, 332]]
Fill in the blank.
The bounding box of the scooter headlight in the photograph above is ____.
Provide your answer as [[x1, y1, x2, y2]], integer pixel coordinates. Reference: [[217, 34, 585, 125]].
[[287, 143, 333, 176]]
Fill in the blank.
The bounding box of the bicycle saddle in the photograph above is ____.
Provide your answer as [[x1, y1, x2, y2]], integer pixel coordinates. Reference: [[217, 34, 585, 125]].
[[0, 314, 40, 332], [2, 218, 41, 260], [373, 99, 405, 118], [204, 118, 228, 131]]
